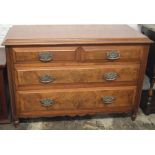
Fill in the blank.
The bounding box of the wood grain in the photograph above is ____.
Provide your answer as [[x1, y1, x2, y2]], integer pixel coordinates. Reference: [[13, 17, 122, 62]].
[[12, 46, 78, 63], [12, 45, 143, 63], [17, 86, 136, 116], [131, 45, 150, 120], [15, 64, 140, 87], [5, 47, 19, 124], [3, 25, 152, 45], [81, 45, 143, 62]]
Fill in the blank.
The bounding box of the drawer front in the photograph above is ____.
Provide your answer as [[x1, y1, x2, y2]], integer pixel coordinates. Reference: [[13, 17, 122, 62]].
[[15, 64, 140, 86], [81, 45, 143, 62], [12, 46, 78, 63], [17, 86, 136, 114], [12, 45, 143, 63]]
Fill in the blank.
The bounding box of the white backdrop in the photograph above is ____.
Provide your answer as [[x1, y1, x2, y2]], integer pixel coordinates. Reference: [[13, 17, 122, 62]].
[[128, 24, 140, 31]]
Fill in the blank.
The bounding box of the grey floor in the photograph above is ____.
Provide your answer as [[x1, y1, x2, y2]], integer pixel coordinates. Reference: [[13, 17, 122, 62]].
[[1, 109, 155, 130]]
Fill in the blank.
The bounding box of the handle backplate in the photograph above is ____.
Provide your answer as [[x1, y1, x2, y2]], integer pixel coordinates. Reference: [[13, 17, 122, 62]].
[[40, 98, 54, 107], [104, 72, 118, 81], [106, 50, 120, 60], [39, 52, 53, 62], [39, 75, 55, 84], [102, 96, 115, 104]]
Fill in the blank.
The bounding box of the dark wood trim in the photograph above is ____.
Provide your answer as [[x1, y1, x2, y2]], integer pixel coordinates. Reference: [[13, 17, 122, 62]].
[[132, 45, 150, 120], [0, 67, 10, 123], [0, 70, 7, 120], [5, 47, 19, 125]]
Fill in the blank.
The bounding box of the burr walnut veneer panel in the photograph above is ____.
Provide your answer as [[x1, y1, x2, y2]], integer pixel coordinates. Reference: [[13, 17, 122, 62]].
[[15, 64, 140, 87]]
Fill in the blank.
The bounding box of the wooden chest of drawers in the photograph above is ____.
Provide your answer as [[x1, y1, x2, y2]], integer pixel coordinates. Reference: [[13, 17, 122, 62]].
[[3, 25, 151, 125]]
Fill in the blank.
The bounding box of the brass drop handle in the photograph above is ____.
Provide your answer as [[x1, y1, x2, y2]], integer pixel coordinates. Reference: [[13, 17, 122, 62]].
[[102, 96, 115, 104], [39, 75, 55, 84], [104, 72, 118, 81], [106, 50, 120, 60], [40, 98, 55, 107], [39, 52, 53, 62]]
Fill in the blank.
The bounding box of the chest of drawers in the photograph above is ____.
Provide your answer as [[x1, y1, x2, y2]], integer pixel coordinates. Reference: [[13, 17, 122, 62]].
[[3, 25, 151, 125]]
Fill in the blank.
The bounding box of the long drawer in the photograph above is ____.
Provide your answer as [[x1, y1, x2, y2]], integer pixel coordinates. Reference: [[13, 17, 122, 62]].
[[15, 64, 140, 86], [17, 86, 136, 116], [12, 45, 143, 63]]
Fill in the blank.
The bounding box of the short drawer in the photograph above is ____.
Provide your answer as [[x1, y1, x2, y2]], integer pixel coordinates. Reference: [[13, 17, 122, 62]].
[[17, 86, 136, 115], [12, 46, 78, 63], [15, 64, 140, 86], [81, 45, 143, 62]]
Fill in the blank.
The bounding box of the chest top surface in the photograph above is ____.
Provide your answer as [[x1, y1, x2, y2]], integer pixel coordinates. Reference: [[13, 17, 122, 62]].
[[2, 25, 151, 46]]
